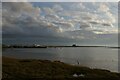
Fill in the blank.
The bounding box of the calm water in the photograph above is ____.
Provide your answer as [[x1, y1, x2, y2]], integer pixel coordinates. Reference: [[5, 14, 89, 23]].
[[3, 47, 118, 72]]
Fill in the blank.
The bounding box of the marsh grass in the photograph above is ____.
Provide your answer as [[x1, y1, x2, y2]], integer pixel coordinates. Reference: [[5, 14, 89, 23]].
[[2, 57, 120, 80]]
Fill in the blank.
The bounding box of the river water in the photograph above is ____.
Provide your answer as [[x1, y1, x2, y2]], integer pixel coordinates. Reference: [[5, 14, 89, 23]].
[[3, 47, 118, 72]]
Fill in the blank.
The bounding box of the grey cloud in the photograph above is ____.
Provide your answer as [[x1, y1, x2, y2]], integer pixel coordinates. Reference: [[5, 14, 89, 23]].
[[79, 22, 91, 30], [102, 23, 111, 26], [89, 21, 100, 25], [82, 16, 92, 20], [2, 2, 41, 27], [2, 2, 62, 38], [3, 2, 40, 18], [2, 2, 118, 45], [45, 14, 61, 21], [64, 30, 97, 40]]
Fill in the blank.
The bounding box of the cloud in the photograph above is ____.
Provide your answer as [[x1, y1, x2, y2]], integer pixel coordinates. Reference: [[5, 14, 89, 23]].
[[2, 2, 118, 45], [3, 0, 28, 2], [89, 21, 100, 25], [79, 22, 91, 30], [98, 3, 117, 24], [71, 3, 116, 24], [52, 4, 63, 12], [2, 2, 41, 22], [2, 2, 62, 38], [53, 21, 74, 31], [2, 0, 119, 2], [99, 3, 109, 12], [64, 29, 97, 39], [102, 23, 111, 26], [42, 7, 54, 15], [45, 14, 63, 22]]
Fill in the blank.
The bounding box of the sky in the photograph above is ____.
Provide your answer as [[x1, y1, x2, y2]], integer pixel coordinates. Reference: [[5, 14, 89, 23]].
[[2, 2, 118, 46], [2, 0, 119, 2]]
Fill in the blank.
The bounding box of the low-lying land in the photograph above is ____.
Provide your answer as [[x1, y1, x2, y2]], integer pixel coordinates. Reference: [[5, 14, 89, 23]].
[[2, 44, 120, 49], [2, 57, 120, 80]]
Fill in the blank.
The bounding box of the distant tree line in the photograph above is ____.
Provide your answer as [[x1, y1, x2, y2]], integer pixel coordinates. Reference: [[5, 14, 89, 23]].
[[2, 44, 47, 48]]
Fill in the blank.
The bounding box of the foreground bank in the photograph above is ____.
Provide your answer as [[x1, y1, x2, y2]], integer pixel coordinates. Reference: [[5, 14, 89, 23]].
[[2, 57, 120, 80]]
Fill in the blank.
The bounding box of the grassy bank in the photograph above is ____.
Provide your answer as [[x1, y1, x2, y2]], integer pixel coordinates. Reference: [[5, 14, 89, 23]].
[[2, 57, 120, 80]]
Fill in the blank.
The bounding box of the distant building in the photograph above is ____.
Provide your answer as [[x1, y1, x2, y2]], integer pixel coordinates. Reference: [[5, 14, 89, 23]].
[[72, 44, 77, 47]]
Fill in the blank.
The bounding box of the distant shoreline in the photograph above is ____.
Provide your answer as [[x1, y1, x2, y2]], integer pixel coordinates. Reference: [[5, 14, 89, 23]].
[[2, 45, 120, 49]]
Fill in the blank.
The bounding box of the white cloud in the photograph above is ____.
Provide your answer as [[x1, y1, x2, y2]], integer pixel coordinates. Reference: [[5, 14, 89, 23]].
[[52, 4, 63, 12], [43, 7, 54, 15], [99, 3, 110, 12], [98, 3, 117, 24], [54, 21, 74, 31]]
